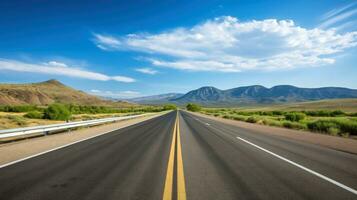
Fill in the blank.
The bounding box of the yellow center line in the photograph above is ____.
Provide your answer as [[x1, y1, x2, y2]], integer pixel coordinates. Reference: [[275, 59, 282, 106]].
[[162, 111, 187, 200], [176, 112, 187, 200], [163, 112, 177, 200]]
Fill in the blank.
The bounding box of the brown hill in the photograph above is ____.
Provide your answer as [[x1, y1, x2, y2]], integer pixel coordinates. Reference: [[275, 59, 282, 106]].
[[0, 79, 134, 107]]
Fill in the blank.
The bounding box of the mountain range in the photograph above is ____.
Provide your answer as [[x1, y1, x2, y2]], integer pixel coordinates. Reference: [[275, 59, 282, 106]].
[[129, 85, 357, 106], [1, 80, 356, 107]]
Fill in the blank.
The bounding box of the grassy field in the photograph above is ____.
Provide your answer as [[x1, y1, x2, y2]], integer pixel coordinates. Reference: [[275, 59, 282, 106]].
[[200, 99, 357, 138]]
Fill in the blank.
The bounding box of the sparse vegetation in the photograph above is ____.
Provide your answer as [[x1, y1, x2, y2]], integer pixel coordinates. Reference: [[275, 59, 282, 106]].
[[163, 104, 177, 110], [284, 112, 306, 122], [201, 108, 357, 138], [0, 103, 172, 129], [43, 104, 71, 120], [24, 111, 44, 119], [186, 103, 201, 112]]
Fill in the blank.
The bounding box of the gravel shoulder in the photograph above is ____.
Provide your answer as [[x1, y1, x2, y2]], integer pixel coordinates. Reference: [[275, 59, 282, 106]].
[[189, 111, 357, 154], [0, 113, 165, 166]]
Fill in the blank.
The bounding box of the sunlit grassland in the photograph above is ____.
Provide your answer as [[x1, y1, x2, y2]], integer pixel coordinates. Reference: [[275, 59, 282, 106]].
[[201, 107, 357, 138]]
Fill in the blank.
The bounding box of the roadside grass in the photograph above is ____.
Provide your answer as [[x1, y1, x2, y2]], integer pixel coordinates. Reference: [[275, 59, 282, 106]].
[[0, 111, 147, 129], [201, 108, 357, 138], [0, 103, 175, 129]]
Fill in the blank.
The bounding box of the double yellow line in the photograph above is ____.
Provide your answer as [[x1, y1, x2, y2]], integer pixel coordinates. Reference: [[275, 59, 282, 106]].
[[163, 111, 187, 200]]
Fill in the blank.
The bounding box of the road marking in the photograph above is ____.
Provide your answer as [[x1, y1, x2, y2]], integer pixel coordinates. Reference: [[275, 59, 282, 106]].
[[176, 114, 187, 200], [0, 116, 158, 170], [236, 136, 357, 196], [163, 111, 187, 200], [163, 114, 177, 200]]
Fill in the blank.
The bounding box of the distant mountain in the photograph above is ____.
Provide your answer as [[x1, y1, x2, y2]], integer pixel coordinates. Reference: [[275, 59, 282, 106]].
[[172, 85, 357, 106], [128, 93, 183, 104], [0, 79, 134, 107]]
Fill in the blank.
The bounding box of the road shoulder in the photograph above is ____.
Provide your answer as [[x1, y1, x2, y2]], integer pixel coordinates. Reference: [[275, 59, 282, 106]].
[[0, 113, 164, 166], [187, 111, 357, 154]]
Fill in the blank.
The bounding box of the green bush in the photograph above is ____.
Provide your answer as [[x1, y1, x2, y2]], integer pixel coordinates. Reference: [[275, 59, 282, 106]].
[[24, 111, 43, 119], [233, 115, 248, 121], [282, 121, 307, 130], [186, 103, 201, 112], [0, 105, 40, 112], [307, 119, 357, 136], [163, 104, 177, 110], [284, 112, 306, 122], [307, 120, 339, 133], [43, 104, 71, 120], [303, 110, 346, 117], [223, 115, 233, 119], [246, 116, 258, 123]]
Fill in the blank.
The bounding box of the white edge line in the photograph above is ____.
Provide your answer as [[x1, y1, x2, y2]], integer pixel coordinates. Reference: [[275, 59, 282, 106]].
[[0, 113, 162, 169], [236, 136, 357, 195]]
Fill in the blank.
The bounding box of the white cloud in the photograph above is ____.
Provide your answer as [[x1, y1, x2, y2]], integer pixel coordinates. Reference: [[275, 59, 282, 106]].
[[0, 58, 135, 83], [89, 89, 140, 98], [94, 16, 357, 72], [135, 67, 158, 74], [93, 34, 121, 50], [45, 61, 68, 67]]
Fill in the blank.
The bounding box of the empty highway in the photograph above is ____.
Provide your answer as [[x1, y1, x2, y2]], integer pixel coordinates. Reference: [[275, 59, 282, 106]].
[[0, 110, 356, 200]]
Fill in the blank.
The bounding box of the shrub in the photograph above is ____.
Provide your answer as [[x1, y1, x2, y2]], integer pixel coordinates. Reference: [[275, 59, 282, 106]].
[[282, 121, 307, 130], [333, 119, 357, 135], [233, 115, 247, 121], [246, 116, 258, 123], [186, 103, 201, 112], [307, 119, 357, 136], [303, 110, 346, 117], [24, 111, 43, 119], [6, 115, 27, 126], [223, 115, 232, 119], [163, 104, 177, 110], [43, 104, 71, 120], [262, 119, 283, 127], [284, 112, 306, 122], [307, 120, 340, 134], [0, 105, 40, 113]]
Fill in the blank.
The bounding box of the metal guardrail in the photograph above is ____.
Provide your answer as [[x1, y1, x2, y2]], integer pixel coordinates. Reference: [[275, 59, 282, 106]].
[[0, 113, 150, 140]]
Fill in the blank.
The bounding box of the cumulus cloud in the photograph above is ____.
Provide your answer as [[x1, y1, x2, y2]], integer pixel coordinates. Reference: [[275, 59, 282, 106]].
[[135, 67, 158, 74], [0, 58, 135, 83], [94, 16, 357, 72], [89, 89, 140, 98]]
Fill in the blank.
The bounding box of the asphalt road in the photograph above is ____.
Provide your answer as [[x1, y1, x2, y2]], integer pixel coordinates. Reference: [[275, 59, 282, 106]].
[[0, 110, 356, 200]]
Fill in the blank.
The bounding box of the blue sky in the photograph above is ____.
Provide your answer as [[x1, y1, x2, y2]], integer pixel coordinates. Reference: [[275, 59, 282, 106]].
[[0, 0, 357, 98]]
